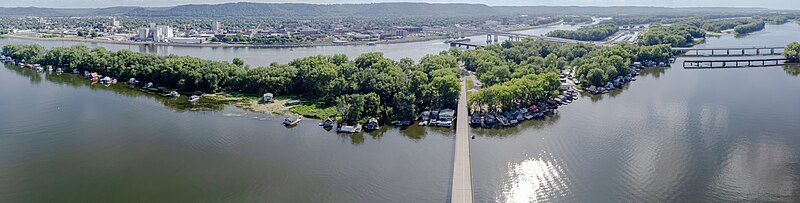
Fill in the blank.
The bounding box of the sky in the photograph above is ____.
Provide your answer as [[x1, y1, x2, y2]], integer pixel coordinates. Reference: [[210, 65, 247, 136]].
[[3, 0, 800, 10]]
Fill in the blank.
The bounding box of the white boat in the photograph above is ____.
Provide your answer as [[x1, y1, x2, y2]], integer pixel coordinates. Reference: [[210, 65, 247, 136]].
[[365, 118, 380, 130], [100, 76, 113, 85], [283, 115, 302, 126], [187, 95, 201, 102], [338, 124, 362, 133], [167, 91, 180, 97]]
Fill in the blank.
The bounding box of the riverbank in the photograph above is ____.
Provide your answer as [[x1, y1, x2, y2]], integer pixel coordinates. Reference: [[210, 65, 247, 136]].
[[1, 33, 453, 48]]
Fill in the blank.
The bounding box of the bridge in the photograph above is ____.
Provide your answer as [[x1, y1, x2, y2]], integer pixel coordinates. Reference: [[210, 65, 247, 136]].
[[450, 78, 473, 203], [673, 46, 785, 56], [682, 56, 788, 69]]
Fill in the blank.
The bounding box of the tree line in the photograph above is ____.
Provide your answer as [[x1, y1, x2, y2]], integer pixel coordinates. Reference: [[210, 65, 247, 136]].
[[2, 44, 461, 123], [545, 24, 619, 41], [733, 21, 765, 34], [639, 23, 705, 47], [459, 39, 673, 112]]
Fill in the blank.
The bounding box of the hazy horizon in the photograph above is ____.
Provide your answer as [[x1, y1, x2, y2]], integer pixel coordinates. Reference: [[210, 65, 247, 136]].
[[3, 0, 799, 10]]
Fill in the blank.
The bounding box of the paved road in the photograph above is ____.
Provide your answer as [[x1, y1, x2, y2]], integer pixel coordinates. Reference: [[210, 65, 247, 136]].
[[450, 79, 473, 203]]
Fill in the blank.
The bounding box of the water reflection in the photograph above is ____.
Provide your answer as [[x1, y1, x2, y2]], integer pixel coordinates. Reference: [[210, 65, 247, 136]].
[[784, 64, 800, 76], [3, 64, 227, 112], [471, 114, 561, 138], [499, 152, 570, 203]]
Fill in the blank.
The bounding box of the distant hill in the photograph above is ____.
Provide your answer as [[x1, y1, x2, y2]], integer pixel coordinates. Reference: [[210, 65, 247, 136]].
[[123, 3, 500, 17], [0, 3, 777, 17], [493, 6, 770, 16]]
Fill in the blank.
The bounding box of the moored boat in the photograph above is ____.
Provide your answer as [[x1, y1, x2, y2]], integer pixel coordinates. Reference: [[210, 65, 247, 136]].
[[187, 95, 201, 102], [283, 114, 302, 126], [337, 124, 362, 133], [320, 117, 335, 128], [469, 112, 482, 127], [365, 118, 380, 131], [484, 114, 497, 126], [167, 91, 180, 97]]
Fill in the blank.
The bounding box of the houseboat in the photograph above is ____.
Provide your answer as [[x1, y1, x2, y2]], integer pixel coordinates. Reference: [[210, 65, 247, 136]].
[[430, 109, 440, 126], [365, 118, 380, 131], [320, 117, 335, 128], [396, 118, 412, 127], [187, 95, 201, 102], [418, 111, 430, 126], [283, 115, 302, 126], [438, 109, 455, 127], [337, 124, 363, 133], [497, 114, 510, 126], [484, 114, 497, 127], [469, 112, 482, 127]]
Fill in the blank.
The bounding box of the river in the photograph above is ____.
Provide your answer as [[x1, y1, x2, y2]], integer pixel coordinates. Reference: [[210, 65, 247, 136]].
[[0, 20, 597, 67], [1, 22, 799, 202], [471, 22, 800, 202]]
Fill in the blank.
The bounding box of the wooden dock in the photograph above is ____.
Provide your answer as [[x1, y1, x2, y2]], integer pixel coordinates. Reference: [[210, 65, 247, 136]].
[[450, 79, 473, 203]]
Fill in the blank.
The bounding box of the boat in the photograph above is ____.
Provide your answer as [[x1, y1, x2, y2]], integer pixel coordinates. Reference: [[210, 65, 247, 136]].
[[55, 68, 63, 73], [484, 114, 497, 126], [338, 124, 362, 133], [444, 38, 471, 43], [367, 42, 376, 46], [366, 118, 380, 130], [437, 109, 455, 127], [144, 82, 154, 89], [396, 118, 412, 127], [515, 110, 525, 122], [497, 114, 510, 126], [100, 76, 113, 85], [469, 112, 482, 127], [187, 95, 201, 102], [46, 65, 53, 72], [283, 115, 302, 126], [418, 111, 430, 126], [167, 91, 180, 97], [418, 120, 428, 126], [320, 117, 335, 127], [430, 109, 440, 126]]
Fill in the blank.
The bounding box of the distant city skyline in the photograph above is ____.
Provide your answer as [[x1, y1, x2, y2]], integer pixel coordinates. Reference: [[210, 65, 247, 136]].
[[3, 0, 800, 10]]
